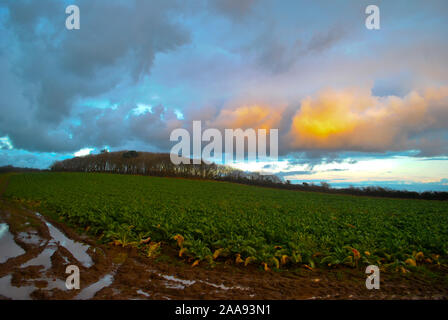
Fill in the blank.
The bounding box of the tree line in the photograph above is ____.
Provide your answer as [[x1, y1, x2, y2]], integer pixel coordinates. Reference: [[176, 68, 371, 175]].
[[47, 151, 448, 201], [49, 150, 280, 183]]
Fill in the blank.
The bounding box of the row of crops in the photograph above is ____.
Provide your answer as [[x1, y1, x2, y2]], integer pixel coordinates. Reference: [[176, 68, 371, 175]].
[[4, 172, 448, 271]]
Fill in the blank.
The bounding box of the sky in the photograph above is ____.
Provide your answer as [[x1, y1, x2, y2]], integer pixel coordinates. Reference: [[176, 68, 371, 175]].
[[0, 0, 447, 191]]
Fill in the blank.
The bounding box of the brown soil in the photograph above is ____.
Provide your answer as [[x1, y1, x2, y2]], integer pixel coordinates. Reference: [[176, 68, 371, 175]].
[[0, 198, 447, 300]]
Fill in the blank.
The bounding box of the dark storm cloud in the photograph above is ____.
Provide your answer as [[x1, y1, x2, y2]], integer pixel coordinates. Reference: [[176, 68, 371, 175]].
[[239, 21, 349, 75], [209, 0, 258, 20], [69, 103, 182, 151], [0, 0, 190, 152], [307, 26, 348, 53]]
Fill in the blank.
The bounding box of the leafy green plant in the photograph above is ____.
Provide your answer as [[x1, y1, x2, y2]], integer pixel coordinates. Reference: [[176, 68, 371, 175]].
[[4, 172, 448, 272]]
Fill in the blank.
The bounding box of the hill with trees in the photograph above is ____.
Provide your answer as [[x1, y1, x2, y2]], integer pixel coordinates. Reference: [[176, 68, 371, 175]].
[[46, 151, 448, 201]]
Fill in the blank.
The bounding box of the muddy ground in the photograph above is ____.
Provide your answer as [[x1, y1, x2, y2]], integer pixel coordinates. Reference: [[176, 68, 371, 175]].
[[0, 199, 447, 300]]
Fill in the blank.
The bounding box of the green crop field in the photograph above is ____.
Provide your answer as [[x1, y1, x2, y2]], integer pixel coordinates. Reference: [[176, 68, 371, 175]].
[[3, 172, 448, 271]]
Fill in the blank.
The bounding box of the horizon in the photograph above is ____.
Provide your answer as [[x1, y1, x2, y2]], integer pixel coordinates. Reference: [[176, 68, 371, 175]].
[[3, 149, 448, 193]]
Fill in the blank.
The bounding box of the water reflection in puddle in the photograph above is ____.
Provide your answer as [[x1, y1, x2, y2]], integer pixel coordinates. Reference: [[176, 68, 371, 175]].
[[43, 278, 67, 291], [21, 247, 56, 270], [75, 273, 114, 300], [0, 275, 34, 300], [0, 212, 96, 299], [35, 213, 93, 268], [154, 271, 248, 292], [137, 289, 151, 298], [0, 274, 67, 300], [17, 231, 44, 246], [161, 274, 196, 289], [199, 280, 248, 291], [0, 223, 26, 263]]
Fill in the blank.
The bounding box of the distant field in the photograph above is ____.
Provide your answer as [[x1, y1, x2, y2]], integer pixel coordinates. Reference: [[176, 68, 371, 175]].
[[4, 172, 448, 271]]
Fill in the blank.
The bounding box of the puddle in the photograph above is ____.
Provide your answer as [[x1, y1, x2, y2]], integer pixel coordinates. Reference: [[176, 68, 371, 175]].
[[147, 271, 196, 290], [17, 231, 44, 246], [0, 274, 66, 300], [156, 273, 249, 292], [21, 246, 56, 270], [0, 275, 35, 300], [75, 273, 114, 300], [137, 289, 151, 297], [0, 223, 26, 263], [45, 221, 93, 268], [151, 272, 247, 293], [161, 274, 196, 290], [163, 281, 185, 289], [19, 244, 68, 292], [0, 221, 68, 298], [199, 280, 249, 291], [35, 213, 93, 268], [42, 278, 67, 291]]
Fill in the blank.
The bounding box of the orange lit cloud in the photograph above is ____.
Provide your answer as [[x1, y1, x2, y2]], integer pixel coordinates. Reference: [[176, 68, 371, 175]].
[[204, 87, 448, 156], [288, 87, 448, 153], [208, 104, 285, 130]]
